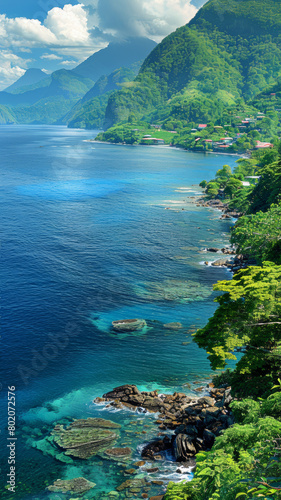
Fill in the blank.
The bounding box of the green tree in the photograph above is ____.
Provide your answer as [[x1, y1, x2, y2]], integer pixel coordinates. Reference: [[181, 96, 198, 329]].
[[224, 177, 243, 198], [194, 262, 281, 396], [231, 204, 281, 263], [206, 181, 220, 197]]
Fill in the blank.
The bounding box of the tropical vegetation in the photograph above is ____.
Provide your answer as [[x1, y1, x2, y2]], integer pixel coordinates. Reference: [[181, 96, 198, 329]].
[[164, 141, 281, 500]]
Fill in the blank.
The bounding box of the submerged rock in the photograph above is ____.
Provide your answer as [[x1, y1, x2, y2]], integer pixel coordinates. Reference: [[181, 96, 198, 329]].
[[47, 477, 96, 493], [117, 478, 146, 492], [134, 279, 211, 303], [163, 322, 183, 330], [105, 447, 132, 459], [51, 418, 120, 459], [112, 318, 147, 332]]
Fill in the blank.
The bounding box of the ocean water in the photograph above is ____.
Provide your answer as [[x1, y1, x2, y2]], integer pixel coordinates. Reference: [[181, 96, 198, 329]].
[[0, 125, 237, 499]]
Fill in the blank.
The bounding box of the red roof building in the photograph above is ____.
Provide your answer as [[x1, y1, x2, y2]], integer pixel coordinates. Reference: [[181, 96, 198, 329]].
[[256, 140, 273, 149]]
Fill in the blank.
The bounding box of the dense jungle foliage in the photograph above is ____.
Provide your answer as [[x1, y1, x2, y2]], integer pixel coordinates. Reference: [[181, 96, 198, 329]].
[[164, 142, 281, 500]]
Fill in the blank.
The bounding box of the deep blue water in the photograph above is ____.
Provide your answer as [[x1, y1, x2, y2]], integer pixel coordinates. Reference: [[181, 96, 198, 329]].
[[0, 125, 237, 499]]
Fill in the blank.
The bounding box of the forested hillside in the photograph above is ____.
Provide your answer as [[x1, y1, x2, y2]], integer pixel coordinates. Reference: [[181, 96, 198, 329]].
[[100, 0, 281, 135], [66, 64, 141, 129]]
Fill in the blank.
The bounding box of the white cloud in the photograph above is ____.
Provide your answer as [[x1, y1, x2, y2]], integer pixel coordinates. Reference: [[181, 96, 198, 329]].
[[0, 1, 198, 89], [80, 0, 198, 41], [0, 51, 30, 89], [60, 60, 77, 65], [0, 5, 91, 49], [41, 53, 63, 60], [45, 4, 90, 44], [0, 1, 197, 54], [0, 14, 57, 47], [18, 47, 32, 53]]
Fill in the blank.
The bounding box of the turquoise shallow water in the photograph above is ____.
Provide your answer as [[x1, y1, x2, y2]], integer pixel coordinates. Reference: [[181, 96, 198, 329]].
[[0, 125, 237, 499]]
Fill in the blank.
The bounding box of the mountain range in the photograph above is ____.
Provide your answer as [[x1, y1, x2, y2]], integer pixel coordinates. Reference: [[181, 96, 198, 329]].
[[0, 37, 157, 125], [2, 0, 281, 131]]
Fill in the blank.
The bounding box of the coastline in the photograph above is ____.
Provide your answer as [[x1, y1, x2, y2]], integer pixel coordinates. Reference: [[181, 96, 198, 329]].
[[4, 129, 241, 500], [86, 187, 238, 500], [90, 138, 246, 158]]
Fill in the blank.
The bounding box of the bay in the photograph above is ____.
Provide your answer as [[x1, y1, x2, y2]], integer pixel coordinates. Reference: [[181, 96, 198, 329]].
[[0, 125, 237, 499]]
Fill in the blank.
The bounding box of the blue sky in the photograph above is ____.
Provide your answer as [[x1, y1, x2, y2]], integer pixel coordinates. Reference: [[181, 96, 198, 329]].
[[0, 0, 78, 19], [0, 0, 205, 90]]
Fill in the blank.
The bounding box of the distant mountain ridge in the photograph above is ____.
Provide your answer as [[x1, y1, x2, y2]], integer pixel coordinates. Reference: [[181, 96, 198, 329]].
[[0, 70, 93, 107], [0, 70, 94, 124], [74, 37, 157, 81], [5, 68, 47, 93], [0, 37, 157, 125]]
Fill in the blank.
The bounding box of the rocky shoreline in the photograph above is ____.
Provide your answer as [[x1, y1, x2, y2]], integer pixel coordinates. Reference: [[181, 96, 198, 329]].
[[90, 383, 234, 498], [192, 196, 255, 272], [44, 189, 242, 500], [96, 384, 233, 460], [40, 383, 235, 499]]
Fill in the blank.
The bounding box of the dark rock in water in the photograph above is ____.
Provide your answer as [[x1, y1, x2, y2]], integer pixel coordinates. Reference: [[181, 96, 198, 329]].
[[221, 247, 236, 255], [211, 258, 233, 267], [112, 318, 147, 332], [136, 407, 148, 414], [97, 383, 234, 467], [173, 434, 196, 461], [47, 477, 96, 493], [145, 467, 159, 473], [104, 384, 142, 399], [142, 437, 171, 460], [142, 396, 165, 411], [163, 322, 183, 330], [93, 397, 106, 404], [184, 424, 198, 439], [206, 248, 220, 252], [51, 418, 120, 459], [103, 384, 165, 412]]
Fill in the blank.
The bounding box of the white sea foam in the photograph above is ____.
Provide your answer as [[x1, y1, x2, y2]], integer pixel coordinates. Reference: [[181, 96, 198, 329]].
[[163, 200, 186, 204]]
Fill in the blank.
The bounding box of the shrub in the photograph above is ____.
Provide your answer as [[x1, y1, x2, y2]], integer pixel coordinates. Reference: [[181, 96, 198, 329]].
[[230, 398, 261, 424]]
